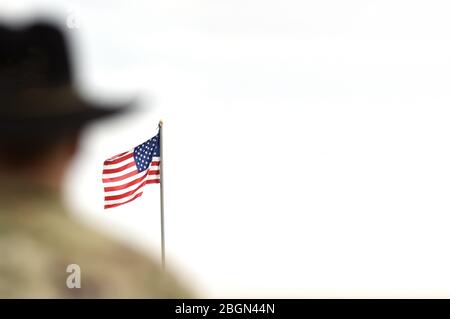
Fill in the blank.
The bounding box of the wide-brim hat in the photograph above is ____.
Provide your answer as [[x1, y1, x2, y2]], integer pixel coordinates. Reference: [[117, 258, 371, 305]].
[[0, 20, 134, 138]]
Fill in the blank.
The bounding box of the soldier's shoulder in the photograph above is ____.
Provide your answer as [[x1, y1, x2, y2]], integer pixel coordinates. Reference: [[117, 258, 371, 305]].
[[0, 211, 193, 298], [47, 214, 194, 298]]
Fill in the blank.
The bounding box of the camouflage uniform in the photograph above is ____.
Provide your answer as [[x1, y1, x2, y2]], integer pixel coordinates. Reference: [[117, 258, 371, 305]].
[[0, 176, 192, 298]]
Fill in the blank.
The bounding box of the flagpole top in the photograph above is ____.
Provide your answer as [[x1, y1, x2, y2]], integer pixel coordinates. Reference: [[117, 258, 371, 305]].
[[159, 120, 163, 127]]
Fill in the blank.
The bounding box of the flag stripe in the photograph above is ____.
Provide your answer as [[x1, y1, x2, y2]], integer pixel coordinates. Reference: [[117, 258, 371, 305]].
[[102, 170, 147, 188], [104, 170, 159, 195], [102, 165, 137, 179], [102, 169, 140, 183], [104, 174, 160, 198], [103, 157, 135, 170], [102, 161, 136, 174], [102, 159, 160, 182], [104, 177, 148, 201], [104, 152, 133, 165], [104, 169, 160, 200], [104, 190, 144, 205], [104, 173, 148, 192], [104, 192, 143, 209]]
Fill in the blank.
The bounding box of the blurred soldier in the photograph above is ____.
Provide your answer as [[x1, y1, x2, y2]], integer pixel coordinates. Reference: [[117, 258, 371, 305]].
[[0, 21, 191, 298]]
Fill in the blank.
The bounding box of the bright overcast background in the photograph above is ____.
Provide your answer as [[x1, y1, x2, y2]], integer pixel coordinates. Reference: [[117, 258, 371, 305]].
[[3, 0, 450, 297]]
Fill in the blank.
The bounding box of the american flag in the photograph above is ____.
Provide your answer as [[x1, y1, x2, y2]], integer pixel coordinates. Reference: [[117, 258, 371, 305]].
[[102, 132, 160, 209]]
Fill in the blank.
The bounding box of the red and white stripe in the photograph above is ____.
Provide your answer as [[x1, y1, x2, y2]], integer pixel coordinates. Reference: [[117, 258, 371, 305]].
[[103, 150, 160, 209]]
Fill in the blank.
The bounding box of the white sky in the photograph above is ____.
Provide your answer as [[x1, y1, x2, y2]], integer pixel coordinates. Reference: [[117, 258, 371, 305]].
[[3, 0, 450, 297]]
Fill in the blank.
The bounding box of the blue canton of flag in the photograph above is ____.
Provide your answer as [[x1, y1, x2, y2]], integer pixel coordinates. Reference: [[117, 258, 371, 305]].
[[134, 133, 160, 172]]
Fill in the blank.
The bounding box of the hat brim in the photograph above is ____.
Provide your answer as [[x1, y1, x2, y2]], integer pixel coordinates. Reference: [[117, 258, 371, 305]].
[[0, 90, 136, 138]]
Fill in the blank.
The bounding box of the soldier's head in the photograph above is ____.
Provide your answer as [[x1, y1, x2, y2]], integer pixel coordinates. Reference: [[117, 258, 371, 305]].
[[0, 20, 133, 188]]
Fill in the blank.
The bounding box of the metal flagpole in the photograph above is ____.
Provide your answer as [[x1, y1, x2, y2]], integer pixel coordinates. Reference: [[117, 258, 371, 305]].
[[159, 120, 166, 270]]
